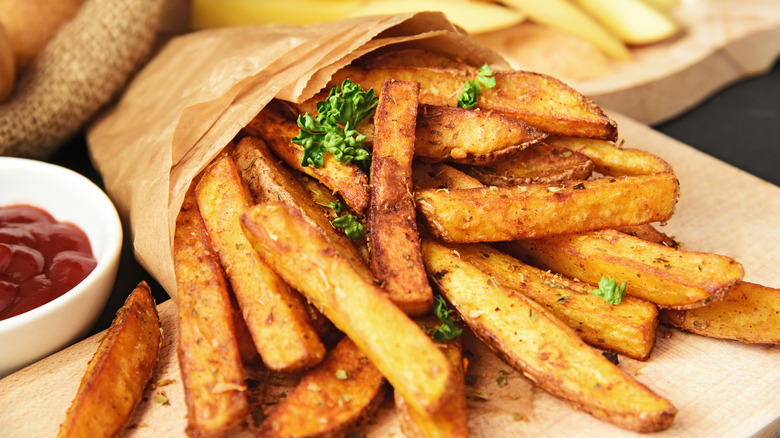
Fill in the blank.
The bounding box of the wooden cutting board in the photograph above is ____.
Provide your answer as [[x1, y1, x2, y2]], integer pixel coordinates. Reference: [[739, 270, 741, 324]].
[[1, 112, 779, 437], [476, 0, 780, 125]]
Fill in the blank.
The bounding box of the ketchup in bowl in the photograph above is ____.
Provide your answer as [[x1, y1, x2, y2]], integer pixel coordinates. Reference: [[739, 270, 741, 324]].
[[0, 205, 97, 321]]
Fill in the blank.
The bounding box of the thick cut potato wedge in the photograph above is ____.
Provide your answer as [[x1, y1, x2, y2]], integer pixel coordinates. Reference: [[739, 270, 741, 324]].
[[196, 152, 325, 371], [660, 282, 780, 344], [369, 79, 432, 316], [548, 136, 672, 176], [415, 173, 679, 242], [257, 337, 386, 438], [421, 239, 677, 432], [412, 162, 484, 191], [174, 185, 248, 437], [395, 316, 468, 438], [330, 66, 618, 140], [359, 48, 475, 71], [240, 202, 455, 415], [243, 105, 370, 214], [414, 104, 547, 164], [57, 282, 161, 438], [460, 142, 594, 185], [450, 241, 658, 360], [232, 135, 374, 284], [614, 223, 678, 248], [498, 228, 744, 309]]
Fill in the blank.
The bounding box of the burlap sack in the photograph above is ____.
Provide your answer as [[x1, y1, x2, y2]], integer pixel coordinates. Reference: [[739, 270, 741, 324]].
[[0, 0, 165, 159]]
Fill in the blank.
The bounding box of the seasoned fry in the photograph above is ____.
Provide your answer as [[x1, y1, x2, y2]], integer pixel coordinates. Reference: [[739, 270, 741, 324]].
[[498, 228, 744, 309], [395, 316, 468, 438], [196, 152, 325, 371], [547, 136, 672, 176], [614, 223, 678, 248], [660, 281, 780, 344], [414, 104, 547, 164], [448, 241, 658, 360], [240, 201, 455, 415], [243, 105, 370, 214], [257, 337, 386, 438], [422, 239, 677, 432], [460, 142, 594, 185], [330, 66, 618, 140], [174, 185, 248, 437], [359, 48, 474, 70], [369, 79, 432, 316], [57, 282, 161, 438], [415, 173, 680, 242], [412, 162, 484, 190]]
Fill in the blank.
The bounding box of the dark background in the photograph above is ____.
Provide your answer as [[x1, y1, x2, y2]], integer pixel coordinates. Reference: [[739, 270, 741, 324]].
[[48, 59, 780, 336]]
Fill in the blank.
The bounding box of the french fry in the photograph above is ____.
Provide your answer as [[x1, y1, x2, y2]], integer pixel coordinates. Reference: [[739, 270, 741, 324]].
[[413, 104, 547, 164], [415, 173, 680, 242], [369, 79, 432, 316], [57, 282, 161, 438], [257, 337, 386, 438], [174, 185, 248, 437], [447, 241, 658, 360], [330, 66, 618, 140], [243, 105, 370, 215], [412, 162, 484, 190], [421, 239, 677, 432], [395, 316, 468, 438], [196, 152, 325, 371], [240, 201, 455, 415], [231, 135, 374, 284], [660, 281, 780, 344], [498, 228, 744, 309], [547, 136, 673, 176], [614, 223, 678, 248], [459, 142, 594, 185]]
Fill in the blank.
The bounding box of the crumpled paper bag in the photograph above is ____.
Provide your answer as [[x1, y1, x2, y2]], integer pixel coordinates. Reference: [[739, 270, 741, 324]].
[[87, 11, 508, 299]]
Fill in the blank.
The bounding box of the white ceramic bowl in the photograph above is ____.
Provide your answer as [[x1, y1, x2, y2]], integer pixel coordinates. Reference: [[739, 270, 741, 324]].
[[0, 157, 122, 377]]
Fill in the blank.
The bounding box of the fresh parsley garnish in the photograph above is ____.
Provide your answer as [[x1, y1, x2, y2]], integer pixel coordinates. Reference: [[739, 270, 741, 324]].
[[457, 64, 496, 109], [331, 214, 365, 240], [591, 277, 627, 305], [327, 201, 344, 215], [293, 79, 377, 173], [430, 295, 463, 341]]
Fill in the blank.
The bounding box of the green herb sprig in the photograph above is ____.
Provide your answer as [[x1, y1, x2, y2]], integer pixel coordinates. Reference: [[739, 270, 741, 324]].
[[430, 295, 463, 341], [591, 277, 627, 305], [293, 79, 377, 173], [457, 64, 496, 109], [327, 201, 365, 240]]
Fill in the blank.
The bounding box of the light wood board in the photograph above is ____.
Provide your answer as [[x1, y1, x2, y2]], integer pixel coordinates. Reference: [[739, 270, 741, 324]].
[[476, 0, 780, 125], [1, 112, 779, 437]]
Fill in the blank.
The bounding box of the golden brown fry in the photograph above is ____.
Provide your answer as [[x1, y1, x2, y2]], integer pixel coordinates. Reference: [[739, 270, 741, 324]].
[[414, 104, 547, 164], [660, 281, 780, 344], [459, 142, 594, 185], [415, 173, 680, 243], [422, 239, 677, 433], [174, 185, 248, 437], [257, 337, 386, 438], [57, 282, 161, 438], [547, 136, 672, 176], [498, 229, 744, 309], [448, 242, 658, 360], [232, 135, 374, 284], [412, 162, 484, 191], [196, 152, 325, 371], [243, 105, 370, 214], [359, 48, 475, 70], [369, 79, 432, 316], [395, 316, 468, 438], [240, 202, 455, 415], [330, 66, 618, 140], [614, 223, 678, 248]]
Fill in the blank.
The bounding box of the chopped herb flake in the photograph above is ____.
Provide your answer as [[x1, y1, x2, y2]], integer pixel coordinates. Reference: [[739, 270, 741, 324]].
[[591, 277, 627, 305]]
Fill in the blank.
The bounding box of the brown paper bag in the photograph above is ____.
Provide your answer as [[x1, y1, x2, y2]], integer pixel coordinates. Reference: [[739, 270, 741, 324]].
[[87, 12, 508, 299]]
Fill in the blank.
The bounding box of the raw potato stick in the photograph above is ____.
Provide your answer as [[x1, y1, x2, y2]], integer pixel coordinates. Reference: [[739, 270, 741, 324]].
[[174, 185, 248, 437], [421, 239, 677, 433], [415, 173, 680, 242], [369, 79, 433, 316], [240, 201, 455, 415], [498, 228, 744, 309], [57, 282, 161, 438], [257, 337, 386, 437], [196, 152, 325, 372]]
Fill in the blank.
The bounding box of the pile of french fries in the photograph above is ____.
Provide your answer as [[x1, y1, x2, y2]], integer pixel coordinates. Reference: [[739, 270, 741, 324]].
[[59, 48, 780, 437]]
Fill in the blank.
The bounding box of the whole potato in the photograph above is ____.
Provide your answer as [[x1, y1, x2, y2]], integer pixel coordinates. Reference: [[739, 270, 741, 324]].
[[0, 0, 83, 74], [0, 22, 13, 102]]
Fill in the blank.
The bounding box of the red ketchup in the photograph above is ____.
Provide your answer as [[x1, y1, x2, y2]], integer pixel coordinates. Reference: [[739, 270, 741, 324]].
[[0, 205, 97, 321]]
